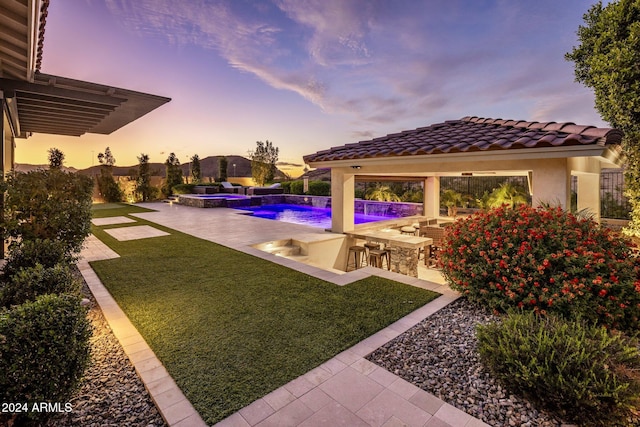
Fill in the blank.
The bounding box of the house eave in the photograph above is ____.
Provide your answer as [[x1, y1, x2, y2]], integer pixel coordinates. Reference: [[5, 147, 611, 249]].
[[306, 145, 623, 170]]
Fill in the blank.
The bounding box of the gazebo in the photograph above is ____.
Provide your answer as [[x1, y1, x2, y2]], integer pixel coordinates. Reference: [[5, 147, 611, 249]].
[[303, 116, 624, 234]]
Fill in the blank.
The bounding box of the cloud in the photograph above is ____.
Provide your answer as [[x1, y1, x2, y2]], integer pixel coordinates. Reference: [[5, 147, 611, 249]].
[[277, 161, 303, 167], [104, 0, 604, 131]]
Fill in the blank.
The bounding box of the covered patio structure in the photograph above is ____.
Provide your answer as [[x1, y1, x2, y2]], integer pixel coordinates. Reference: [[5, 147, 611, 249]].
[[303, 116, 624, 234]]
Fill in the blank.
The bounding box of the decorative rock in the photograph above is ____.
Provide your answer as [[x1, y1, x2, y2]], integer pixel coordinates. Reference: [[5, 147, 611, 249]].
[[366, 298, 563, 427], [51, 271, 166, 426]]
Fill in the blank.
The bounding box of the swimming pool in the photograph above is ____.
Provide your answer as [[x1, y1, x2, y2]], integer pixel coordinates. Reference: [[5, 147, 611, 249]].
[[241, 203, 399, 228]]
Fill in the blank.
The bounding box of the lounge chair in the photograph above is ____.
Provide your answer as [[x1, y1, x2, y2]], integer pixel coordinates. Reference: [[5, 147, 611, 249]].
[[247, 183, 284, 195], [220, 182, 243, 194]]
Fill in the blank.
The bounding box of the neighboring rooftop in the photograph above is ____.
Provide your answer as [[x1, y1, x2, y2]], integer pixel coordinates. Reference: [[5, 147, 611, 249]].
[[304, 116, 624, 163]]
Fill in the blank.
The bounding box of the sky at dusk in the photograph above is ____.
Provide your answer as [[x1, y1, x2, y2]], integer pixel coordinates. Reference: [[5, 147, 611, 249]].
[[16, 0, 609, 177]]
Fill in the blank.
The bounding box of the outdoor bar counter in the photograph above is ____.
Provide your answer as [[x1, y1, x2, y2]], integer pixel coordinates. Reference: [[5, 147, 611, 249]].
[[345, 228, 433, 277]]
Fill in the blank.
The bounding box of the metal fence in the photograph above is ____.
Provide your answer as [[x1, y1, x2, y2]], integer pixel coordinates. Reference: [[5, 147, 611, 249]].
[[440, 176, 530, 205], [441, 170, 630, 219], [578, 170, 630, 219]]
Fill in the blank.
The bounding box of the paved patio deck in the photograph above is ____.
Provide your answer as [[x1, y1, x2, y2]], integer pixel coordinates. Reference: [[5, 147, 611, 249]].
[[81, 202, 490, 427]]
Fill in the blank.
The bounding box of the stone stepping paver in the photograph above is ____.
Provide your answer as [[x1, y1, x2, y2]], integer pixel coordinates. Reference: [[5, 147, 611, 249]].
[[104, 225, 170, 241], [92, 216, 137, 226], [81, 235, 120, 262]]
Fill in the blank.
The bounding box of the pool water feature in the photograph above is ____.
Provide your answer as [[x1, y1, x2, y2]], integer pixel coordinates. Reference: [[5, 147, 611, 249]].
[[240, 203, 399, 229]]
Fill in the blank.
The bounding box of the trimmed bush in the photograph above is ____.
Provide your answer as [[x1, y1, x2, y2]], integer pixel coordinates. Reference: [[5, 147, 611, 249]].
[[1, 169, 93, 253], [0, 294, 91, 415], [307, 180, 331, 196], [173, 183, 197, 194], [290, 180, 304, 194], [0, 264, 80, 308], [477, 311, 640, 426], [440, 205, 640, 331], [2, 239, 75, 280]]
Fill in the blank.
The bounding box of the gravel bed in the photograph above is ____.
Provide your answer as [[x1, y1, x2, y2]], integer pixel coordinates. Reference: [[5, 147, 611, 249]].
[[366, 298, 563, 427], [49, 279, 166, 427]]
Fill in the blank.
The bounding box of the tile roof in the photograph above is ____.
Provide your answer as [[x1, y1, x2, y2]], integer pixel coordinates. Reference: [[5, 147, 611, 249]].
[[303, 116, 623, 163]]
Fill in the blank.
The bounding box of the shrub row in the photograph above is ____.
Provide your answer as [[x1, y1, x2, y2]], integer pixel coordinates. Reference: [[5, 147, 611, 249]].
[[282, 180, 331, 195], [0, 166, 93, 423]]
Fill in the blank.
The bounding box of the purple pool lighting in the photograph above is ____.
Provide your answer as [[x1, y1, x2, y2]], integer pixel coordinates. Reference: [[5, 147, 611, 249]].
[[187, 194, 248, 199], [241, 204, 398, 228]]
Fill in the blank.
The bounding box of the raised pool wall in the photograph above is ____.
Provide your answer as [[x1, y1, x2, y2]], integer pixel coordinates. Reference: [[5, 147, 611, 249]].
[[178, 194, 423, 217]]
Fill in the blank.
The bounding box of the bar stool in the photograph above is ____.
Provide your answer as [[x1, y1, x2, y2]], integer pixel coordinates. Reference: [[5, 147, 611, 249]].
[[363, 242, 380, 258], [346, 246, 367, 271], [368, 249, 390, 270]]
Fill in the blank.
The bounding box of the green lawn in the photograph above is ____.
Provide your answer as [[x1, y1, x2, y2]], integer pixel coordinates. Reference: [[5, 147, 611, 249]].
[[90, 203, 440, 424]]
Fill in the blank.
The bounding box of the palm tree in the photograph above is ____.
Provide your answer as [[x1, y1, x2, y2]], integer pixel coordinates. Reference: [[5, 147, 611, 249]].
[[365, 185, 401, 202], [441, 189, 464, 216], [486, 182, 528, 208]]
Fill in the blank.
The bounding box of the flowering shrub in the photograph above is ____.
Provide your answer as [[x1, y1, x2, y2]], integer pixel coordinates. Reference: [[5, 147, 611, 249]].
[[440, 205, 640, 331]]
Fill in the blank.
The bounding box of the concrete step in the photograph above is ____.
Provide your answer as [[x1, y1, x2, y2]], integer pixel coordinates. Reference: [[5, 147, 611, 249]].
[[267, 245, 301, 257]]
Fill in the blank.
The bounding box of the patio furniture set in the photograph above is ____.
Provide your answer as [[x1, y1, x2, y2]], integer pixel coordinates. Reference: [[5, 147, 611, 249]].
[[345, 219, 447, 277]]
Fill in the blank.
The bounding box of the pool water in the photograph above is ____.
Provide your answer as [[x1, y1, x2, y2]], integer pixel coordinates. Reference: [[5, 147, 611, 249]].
[[241, 204, 398, 228]]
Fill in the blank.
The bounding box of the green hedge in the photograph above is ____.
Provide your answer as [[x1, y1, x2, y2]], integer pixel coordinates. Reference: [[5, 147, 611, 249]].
[[2, 239, 75, 280], [0, 294, 91, 416], [283, 180, 330, 195], [172, 183, 197, 194], [0, 264, 80, 308], [1, 169, 93, 253], [308, 181, 330, 196], [477, 311, 640, 426]]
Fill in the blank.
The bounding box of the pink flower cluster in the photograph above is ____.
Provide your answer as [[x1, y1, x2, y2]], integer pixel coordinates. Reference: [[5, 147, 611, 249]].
[[440, 205, 640, 331]]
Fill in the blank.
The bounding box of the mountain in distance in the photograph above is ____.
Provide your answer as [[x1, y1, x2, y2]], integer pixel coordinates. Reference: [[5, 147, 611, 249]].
[[17, 155, 285, 179], [14, 164, 78, 173]]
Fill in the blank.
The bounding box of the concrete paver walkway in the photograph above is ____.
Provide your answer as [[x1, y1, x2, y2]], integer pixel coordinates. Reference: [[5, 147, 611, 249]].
[[82, 203, 490, 427]]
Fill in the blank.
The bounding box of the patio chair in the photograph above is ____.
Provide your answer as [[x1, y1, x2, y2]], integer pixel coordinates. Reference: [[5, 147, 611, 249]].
[[220, 182, 242, 194], [418, 218, 438, 227], [247, 183, 284, 195], [419, 226, 446, 267]]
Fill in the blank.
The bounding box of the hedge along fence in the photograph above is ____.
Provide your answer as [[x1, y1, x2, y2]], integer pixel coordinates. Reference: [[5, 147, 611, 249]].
[[440, 204, 640, 332], [282, 180, 331, 196]]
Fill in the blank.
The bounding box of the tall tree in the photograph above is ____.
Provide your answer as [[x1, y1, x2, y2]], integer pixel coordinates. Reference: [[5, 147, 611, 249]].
[[162, 152, 183, 196], [565, 0, 640, 234], [97, 147, 116, 167], [96, 147, 122, 202], [190, 154, 201, 184], [249, 140, 279, 186], [135, 153, 153, 202], [47, 148, 64, 170], [219, 156, 228, 182]]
